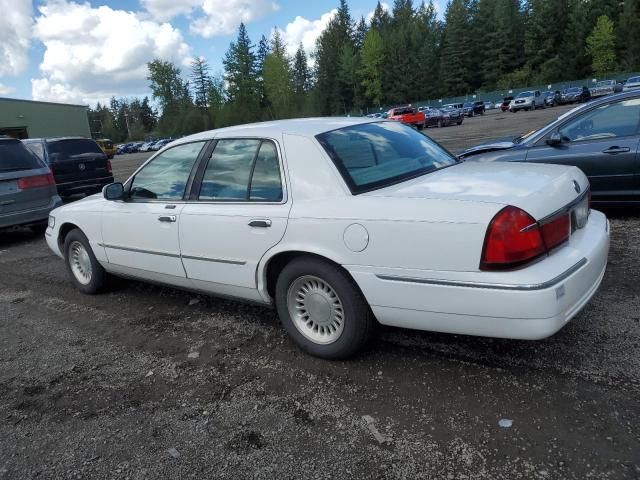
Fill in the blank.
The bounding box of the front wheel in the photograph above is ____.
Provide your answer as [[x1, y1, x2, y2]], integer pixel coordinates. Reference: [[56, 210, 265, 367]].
[[64, 228, 110, 294], [275, 257, 375, 359]]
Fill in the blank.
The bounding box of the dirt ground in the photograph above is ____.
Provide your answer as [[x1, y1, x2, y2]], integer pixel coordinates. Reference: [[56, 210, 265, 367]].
[[1, 107, 639, 479]]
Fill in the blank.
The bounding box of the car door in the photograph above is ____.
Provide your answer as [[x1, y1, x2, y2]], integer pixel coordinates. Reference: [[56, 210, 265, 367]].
[[525, 97, 640, 198], [179, 138, 290, 299], [101, 141, 207, 278]]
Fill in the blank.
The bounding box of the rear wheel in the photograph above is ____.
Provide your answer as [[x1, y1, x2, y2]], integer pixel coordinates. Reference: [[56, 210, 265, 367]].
[[275, 257, 375, 359], [63, 228, 109, 294]]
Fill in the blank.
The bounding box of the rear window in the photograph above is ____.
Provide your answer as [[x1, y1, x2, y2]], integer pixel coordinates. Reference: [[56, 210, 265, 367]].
[[47, 139, 104, 160], [0, 139, 42, 172], [316, 121, 458, 194]]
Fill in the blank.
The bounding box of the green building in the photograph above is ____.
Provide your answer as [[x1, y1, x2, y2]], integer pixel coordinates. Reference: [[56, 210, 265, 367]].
[[0, 97, 90, 139]]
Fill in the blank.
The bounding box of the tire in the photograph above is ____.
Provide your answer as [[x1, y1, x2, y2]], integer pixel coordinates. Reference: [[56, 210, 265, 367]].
[[457, 121, 463, 125], [63, 228, 109, 294], [437, 119, 443, 128], [275, 256, 375, 359]]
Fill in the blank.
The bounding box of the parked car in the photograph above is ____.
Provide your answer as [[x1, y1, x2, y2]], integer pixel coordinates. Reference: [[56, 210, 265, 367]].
[[623, 76, 640, 91], [95, 139, 116, 159], [560, 86, 591, 104], [442, 103, 464, 116], [45, 118, 608, 359], [151, 139, 172, 151], [471, 101, 486, 115], [23, 137, 114, 199], [591, 79, 623, 98], [387, 106, 426, 129], [0, 136, 62, 229], [458, 90, 640, 205], [439, 106, 464, 125], [499, 96, 513, 112], [116, 143, 130, 155], [138, 142, 156, 152], [484, 101, 494, 110], [509, 91, 546, 112], [542, 91, 556, 107], [423, 108, 459, 128]]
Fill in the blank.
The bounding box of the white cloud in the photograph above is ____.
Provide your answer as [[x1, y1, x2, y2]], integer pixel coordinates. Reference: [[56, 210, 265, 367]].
[[0, 83, 16, 95], [142, 0, 279, 37], [278, 9, 337, 60], [0, 0, 32, 77], [140, 0, 200, 22], [31, 1, 191, 105]]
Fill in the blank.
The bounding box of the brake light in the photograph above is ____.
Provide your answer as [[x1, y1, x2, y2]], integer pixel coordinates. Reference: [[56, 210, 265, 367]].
[[539, 213, 570, 251], [107, 159, 112, 174], [17, 172, 55, 190], [480, 206, 546, 270]]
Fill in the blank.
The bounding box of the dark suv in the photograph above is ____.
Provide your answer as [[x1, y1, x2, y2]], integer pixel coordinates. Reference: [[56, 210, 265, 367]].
[[0, 136, 62, 229], [23, 137, 114, 198]]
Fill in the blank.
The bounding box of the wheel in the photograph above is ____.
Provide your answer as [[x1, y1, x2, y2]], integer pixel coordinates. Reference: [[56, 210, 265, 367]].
[[275, 257, 375, 359], [63, 228, 109, 294], [456, 121, 463, 125], [437, 119, 443, 128]]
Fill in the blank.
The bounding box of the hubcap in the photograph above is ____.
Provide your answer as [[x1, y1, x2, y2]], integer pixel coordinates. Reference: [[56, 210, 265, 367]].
[[69, 241, 92, 285], [287, 275, 344, 345]]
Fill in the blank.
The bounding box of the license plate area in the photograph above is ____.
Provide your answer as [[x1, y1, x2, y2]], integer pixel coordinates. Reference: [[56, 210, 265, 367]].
[[0, 180, 18, 195]]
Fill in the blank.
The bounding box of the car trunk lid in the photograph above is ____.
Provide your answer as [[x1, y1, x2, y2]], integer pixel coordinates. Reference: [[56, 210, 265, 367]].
[[47, 139, 110, 184], [363, 161, 589, 221]]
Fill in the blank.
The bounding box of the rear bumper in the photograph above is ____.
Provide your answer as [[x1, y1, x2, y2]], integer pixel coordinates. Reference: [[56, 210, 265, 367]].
[[0, 195, 63, 229], [56, 176, 113, 197], [349, 210, 610, 340]]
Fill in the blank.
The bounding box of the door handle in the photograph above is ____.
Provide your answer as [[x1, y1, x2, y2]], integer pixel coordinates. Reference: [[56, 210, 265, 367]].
[[158, 215, 177, 223], [248, 219, 272, 228], [602, 146, 630, 154]]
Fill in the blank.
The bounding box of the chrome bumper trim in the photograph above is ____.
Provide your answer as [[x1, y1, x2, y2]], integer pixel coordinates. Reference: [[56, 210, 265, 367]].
[[376, 258, 588, 291]]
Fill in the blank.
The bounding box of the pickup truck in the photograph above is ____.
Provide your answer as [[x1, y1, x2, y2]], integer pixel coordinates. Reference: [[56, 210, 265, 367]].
[[387, 106, 426, 129]]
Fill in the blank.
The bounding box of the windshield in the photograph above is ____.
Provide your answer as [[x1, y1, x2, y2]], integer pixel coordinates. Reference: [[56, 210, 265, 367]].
[[47, 139, 103, 159], [567, 87, 581, 93], [628, 77, 640, 83], [0, 139, 43, 172], [516, 91, 533, 98], [316, 121, 458, 194]]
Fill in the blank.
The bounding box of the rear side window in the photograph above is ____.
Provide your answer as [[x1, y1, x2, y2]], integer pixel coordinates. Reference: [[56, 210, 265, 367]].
[[0, 139, 42, 172], [25, 142, 45, 161], [198, 139, 283, 202], [47, 139, 104, 160]]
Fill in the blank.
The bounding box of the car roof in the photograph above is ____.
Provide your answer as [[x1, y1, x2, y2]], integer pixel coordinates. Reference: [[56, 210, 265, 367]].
[[172, 117, 380, 146], [25, 136, 90, 143]]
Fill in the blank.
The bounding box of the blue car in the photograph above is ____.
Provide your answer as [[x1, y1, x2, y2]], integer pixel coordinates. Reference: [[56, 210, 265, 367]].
[[459, 90, 640, 206]]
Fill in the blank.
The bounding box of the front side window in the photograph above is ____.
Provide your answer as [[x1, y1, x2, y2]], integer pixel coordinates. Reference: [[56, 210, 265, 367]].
[[316, 121, 458, 194], [129, 141, 205, 200], [559, 99, 640, 142], [198, 139, 283, 202]]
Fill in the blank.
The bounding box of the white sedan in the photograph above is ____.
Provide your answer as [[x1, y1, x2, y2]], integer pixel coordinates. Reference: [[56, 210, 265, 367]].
[[45, 118, 610, 359]]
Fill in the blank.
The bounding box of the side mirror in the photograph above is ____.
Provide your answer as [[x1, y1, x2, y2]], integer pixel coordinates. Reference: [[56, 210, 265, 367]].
[[546, 133, 563, 147], [103, 182, 124, 201]]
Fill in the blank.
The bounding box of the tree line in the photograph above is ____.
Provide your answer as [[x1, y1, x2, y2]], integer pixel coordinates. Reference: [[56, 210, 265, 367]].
[[89, 0, 640, 140]]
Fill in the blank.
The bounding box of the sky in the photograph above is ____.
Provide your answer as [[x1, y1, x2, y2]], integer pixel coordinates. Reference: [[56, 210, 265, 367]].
[[0, 0, 445, 107]]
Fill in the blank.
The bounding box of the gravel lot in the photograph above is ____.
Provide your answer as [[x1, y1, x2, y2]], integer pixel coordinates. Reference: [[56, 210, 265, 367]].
[[1, 107, 639, 479]]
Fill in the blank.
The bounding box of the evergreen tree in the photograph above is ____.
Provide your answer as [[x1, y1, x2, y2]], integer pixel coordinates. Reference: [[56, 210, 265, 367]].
[[415, 1, 442, 98], [292, 43, 311, 95], [359, 29, 385, 106], [354, 16, 368, 50], [263, 30, 293, 118], [223, 23, 260, 123], [256, 34, 271, 112], [370, 1, 391, 30], [190, 57, 211, 110], [439, 0, 472, 95], [617, 0, 640, 71], [587, 15, 617, 75]]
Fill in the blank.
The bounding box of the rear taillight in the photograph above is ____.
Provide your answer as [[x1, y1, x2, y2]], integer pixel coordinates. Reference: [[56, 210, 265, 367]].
[[539, 213, 570, 251], [17, 172, 55, 190], [107, 159, 112, 174], [481, 206, 546, 270]]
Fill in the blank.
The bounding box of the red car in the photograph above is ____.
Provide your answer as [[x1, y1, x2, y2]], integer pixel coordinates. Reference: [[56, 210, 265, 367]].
[[500, 96, 514, 112], [387, 106, 426, 129]]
